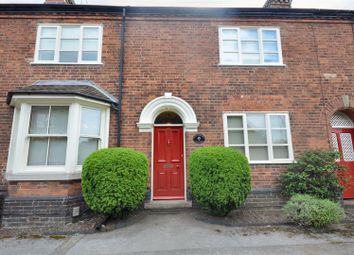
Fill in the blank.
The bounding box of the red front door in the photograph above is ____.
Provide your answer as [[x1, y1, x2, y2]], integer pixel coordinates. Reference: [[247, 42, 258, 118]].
[[332, 128, 354, 199], [153, 127, 184, 200]]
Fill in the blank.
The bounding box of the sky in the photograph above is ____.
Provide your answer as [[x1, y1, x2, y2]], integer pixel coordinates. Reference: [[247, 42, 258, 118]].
[[0, 0, 353, 10]]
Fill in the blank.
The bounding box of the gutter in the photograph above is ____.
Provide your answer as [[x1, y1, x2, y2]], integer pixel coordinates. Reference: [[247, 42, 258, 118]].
[[0, 4, 353, 20], [117, 7, 126, 147]]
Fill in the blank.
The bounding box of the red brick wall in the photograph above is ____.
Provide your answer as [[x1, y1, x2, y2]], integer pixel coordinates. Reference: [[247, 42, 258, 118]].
[[0, 13, 353, 195], [8, 181, 82, 197], [0, 14, 122, 192], [121, 18, 354, 190]]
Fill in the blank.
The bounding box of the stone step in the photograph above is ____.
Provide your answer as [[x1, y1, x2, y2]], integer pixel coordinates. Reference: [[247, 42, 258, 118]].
[[144, 200, 192, 210]]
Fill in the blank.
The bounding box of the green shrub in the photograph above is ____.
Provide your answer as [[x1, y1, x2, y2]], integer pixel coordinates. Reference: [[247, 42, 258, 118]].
[[82, 147, 148, 216], [281, 151, 347, 201], [283, 194, 345, 228], [189, 146, 251, 216]]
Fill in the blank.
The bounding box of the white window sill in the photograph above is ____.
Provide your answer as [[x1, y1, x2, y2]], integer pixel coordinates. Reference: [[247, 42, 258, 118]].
[[31, 62, 104, 65], [218, 63, 286, 67], [6, 171, 82, 181], [249, 159, 294, 165]]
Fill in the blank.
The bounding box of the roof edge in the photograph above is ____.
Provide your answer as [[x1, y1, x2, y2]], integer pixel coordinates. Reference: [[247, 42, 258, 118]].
[[0, 4, 353, 20]]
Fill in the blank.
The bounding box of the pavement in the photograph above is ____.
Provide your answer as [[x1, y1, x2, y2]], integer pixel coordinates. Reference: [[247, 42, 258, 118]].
[[0, 210, 354, 255]]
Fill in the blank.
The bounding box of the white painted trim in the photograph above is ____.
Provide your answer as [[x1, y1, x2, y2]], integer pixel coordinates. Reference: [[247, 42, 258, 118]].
[[137, 92, 199, 133], [218, 26, 284, 66], [223, 112, 294, 164], [33, 24, 103, 65], [154, 124, 183, 127], [10, 95, 110, 108], [6, 96, 110, 181], [6, 172, 81, 181]]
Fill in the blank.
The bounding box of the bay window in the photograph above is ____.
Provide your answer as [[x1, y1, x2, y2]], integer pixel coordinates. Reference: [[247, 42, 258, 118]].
[[223, 112, 293, 163], [6, 97, 110, 180]]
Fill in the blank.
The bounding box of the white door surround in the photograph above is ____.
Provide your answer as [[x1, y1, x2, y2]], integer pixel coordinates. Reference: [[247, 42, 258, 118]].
[[137, 92, 199, 133]]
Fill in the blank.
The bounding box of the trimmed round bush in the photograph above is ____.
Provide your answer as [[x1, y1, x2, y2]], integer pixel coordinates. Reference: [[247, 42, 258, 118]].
[[189, 146, 251, 216], [283, 194, 345, 228], [82, 147, 148, 216]]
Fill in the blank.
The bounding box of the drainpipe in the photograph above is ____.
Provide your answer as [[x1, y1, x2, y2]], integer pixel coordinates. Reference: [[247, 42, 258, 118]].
[[117, 7, 126, 147]]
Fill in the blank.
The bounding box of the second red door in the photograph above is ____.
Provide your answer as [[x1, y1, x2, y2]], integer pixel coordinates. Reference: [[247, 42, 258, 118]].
[[153, 127, 184, 200]]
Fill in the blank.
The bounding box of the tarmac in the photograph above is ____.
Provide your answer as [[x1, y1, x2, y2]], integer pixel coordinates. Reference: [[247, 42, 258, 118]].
[[0, 210, 353, 255]]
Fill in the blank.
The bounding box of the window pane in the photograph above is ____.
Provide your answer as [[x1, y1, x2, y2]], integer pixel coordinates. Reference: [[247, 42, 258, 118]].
[[83, 28, 99, 38], [248, 130, 267, 144], [240, 29, 258, 40], [39, 38, 56, 50], [29, 106, 49, 134], [272, 130, 288, 144], [41, 27, 57, 37], [80, 108, 101, 136], [230, 146, 245, 155], [222, 41, 238, 52], [78, 138, 98, 165], [264, 54, 279, 63], [263, 42, 278, 52], [249, 146, 268, 161], [222, 29, 237, 39], [270, 115, 286, 128], [273, 146, 289, 159], [60, 39, 79, 50], [59, 51, 79, 62], [222, 53, 239, 63], [262, 30, 277, 40], [83, 39, 98, 51], [47, 138, 67, 165], [241, 41, 259, 53], [61, 26, 80, 38], [82, 52, 98, 61], [38, 50, 55, 61], [228, 131, 244, 144], [49, 106, 69, 134], [242, 54, 260, 64], [227, 116, 243, 128], [247, 114, 265, 128], [28, 138, 48, 165]]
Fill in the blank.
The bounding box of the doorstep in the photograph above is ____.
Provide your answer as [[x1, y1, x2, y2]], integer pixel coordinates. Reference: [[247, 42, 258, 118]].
[[144, 200, 192, 210], [343, 199, 354, 206]]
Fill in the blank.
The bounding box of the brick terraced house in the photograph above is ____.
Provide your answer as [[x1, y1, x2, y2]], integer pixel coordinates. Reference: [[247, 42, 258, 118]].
[[0, 0, 353, 228]]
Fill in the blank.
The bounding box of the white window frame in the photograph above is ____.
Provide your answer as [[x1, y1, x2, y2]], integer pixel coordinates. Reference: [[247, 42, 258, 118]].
[[218, 27, 284, 66], [223, 112, 294, 164], [6, 95, 110, 180], [33, 24, 103, 65]]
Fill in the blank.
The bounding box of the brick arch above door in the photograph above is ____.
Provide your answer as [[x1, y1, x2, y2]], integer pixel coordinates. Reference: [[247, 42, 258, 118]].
[[137, 92, 199, 132]]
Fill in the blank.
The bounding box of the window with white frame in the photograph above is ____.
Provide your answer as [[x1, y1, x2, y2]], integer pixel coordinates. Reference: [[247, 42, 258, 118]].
[[27, 106, 69, 166], [6, 98, 110, 180], [35, 25, 102, 64], [219, 27, 283, 65], [224, 113, 293, 163], [78, 107, 101, 165]]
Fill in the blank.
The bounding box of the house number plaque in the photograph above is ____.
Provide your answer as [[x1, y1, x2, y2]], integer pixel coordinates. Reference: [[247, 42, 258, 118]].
[[193, 134, 205, 144]]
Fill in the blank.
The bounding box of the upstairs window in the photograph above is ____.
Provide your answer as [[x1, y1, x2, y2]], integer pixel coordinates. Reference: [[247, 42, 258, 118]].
[[219, 27, 283, 66], [34, 25, 102, 64], [223, 113, 293, 163]]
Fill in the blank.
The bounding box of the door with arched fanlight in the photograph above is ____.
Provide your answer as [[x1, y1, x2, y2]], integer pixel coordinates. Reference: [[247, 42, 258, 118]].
[[153, 111, 184, 200], [331, 112, 354, 199]]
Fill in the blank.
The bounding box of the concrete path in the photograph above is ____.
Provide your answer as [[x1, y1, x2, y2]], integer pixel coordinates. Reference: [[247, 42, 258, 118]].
[[1, 211, 353, 255]]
